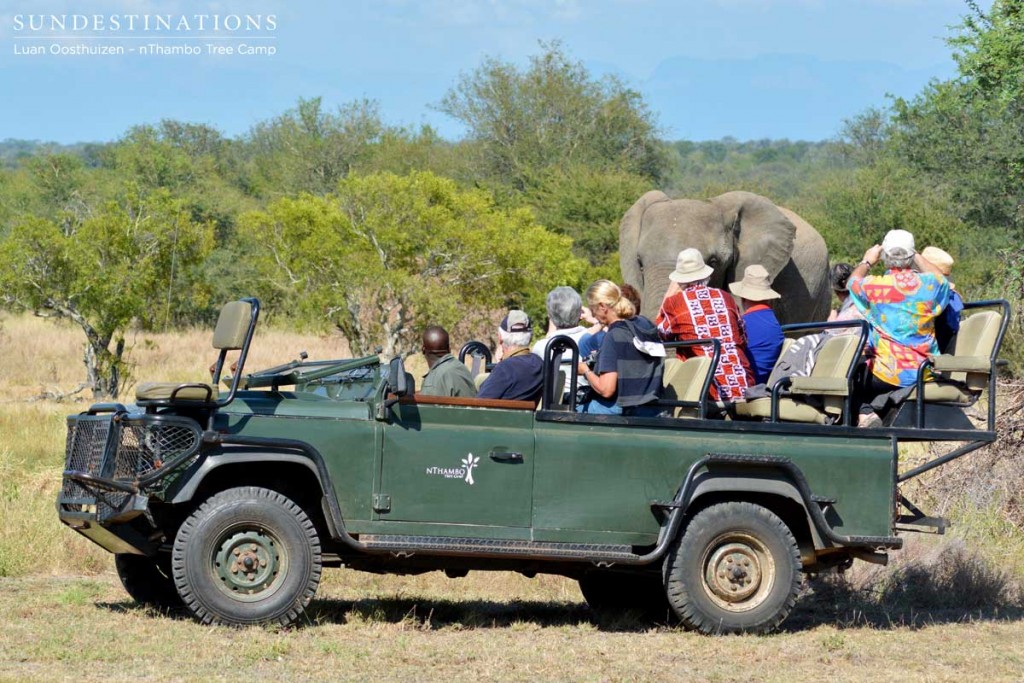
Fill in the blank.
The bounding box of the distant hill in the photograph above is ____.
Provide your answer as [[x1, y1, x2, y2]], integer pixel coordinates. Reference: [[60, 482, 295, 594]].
[[0, 138, 109, 168]]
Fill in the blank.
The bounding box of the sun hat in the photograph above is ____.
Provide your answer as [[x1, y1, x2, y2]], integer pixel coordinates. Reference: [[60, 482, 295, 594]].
[[881, 229, 915, 259], [499, 310, 531, 332], [729, 264, 781, 301], [921, 246, 954, 276], [668, 248, 715, 283]]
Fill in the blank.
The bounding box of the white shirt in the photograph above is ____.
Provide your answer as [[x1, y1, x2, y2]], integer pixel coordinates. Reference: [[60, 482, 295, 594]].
[[531, 326, 589, 394]]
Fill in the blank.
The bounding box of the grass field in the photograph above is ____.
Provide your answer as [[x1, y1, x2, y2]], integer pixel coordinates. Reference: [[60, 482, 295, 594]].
[[2, 312, 1024, 681]]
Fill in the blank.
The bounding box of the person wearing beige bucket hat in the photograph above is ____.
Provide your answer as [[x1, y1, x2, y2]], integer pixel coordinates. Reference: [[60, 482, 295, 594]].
[[729, 265, 784, 384], [921, 246, 963, 353], [656, 249, 754, 401]]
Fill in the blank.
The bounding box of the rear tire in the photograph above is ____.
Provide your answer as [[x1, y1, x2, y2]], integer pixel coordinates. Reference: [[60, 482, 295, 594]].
[[579, 571, 674, 622], [171, 486, 322, 627], [665, 501, 801, 634], [115, 553, 182, 610]]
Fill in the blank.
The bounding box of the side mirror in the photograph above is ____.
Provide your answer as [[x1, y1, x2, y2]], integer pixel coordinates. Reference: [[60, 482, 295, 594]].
[[388, 357, 408, 397]]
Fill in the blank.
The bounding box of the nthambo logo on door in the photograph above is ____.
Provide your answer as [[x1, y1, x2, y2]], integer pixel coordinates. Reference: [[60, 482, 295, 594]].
[[426, 454, 480, 485]]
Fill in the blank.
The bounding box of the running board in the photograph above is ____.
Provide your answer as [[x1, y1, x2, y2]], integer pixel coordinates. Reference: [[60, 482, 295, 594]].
[[358, 534, 642, 562]]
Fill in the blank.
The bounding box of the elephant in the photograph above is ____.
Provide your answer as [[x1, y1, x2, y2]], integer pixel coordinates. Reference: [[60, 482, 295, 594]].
[[620, 190, 830, 325]]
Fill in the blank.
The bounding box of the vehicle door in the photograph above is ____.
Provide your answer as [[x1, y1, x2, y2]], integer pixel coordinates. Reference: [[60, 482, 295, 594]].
[[378, 399, 536, 528]]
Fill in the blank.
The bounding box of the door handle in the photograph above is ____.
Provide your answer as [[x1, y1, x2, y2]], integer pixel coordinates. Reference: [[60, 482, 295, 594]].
[[489, 450, 524, 463]]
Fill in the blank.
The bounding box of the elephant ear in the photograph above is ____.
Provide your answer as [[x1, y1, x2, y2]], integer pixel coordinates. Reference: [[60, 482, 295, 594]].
[[710, 191, 796, 283], [619, 190, 672, 291]]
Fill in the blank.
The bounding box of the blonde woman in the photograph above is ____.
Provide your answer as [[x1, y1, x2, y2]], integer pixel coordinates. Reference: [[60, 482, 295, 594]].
[[575, 280, 664, 416]]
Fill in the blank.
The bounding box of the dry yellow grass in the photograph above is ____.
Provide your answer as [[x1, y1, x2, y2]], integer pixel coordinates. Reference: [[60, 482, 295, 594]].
[[0, 573, 1022, 682], [0, 311, 356, 401]]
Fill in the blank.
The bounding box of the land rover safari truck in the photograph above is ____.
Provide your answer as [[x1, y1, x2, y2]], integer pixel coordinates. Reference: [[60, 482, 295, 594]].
[[57, 297, 1009, 633]]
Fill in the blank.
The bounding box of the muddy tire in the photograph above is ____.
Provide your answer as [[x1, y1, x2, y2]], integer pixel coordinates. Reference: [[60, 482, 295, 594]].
[[171, 486, 322, 627], [665, 502, 801, 634], [115, 553, 182, 610]]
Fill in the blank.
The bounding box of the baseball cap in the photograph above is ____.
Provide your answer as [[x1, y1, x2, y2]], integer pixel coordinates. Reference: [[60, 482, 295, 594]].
[[881, 229, 915, 259], [500, 310, 531, 332]]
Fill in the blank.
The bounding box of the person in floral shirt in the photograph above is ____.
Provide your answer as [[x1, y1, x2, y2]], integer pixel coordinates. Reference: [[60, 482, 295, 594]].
[[656, 248, 753, 402], [848, 229, 950, 427]]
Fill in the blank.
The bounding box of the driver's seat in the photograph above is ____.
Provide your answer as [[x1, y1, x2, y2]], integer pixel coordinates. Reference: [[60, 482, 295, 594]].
[[136, 298, 259, 407]]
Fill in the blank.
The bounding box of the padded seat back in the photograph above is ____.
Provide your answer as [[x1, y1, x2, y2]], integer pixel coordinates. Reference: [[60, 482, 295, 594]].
[[662, 356, 713, 418], [213, 301, 254, 350], [951, 310, 1001, 390], [789, 334, 860, 417], [811, 334, 859, 379]]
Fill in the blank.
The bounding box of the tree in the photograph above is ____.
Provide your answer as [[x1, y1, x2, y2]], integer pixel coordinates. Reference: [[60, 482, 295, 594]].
[[0, 188, 213, 398], [243, 97, 385, 197], [242, 171, 585, 357], [890, 0, 1024, 231], [525, 163, 651, 266], [436, 42, 666, 190]]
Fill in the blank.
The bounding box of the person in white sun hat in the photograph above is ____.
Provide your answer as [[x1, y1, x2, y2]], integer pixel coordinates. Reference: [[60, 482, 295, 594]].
[[729, 264, 784, 385], [655, 248, 753, 402], [848, 229, 951, 427]]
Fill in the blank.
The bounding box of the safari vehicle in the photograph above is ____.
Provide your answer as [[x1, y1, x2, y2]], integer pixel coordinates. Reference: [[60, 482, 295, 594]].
[[57, 297, 1010, 634]]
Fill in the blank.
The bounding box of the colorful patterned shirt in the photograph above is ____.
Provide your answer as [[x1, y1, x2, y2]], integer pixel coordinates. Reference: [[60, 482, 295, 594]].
[[848, 269, 950, 387], [655, 284, 753, 401]]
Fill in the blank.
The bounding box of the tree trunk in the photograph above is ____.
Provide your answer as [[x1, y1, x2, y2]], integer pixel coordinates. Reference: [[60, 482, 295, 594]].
[[83, 336, 126, 399]]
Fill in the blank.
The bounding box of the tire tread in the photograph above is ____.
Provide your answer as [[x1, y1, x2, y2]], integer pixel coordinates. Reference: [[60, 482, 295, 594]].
[[171, 486, 322, 627]]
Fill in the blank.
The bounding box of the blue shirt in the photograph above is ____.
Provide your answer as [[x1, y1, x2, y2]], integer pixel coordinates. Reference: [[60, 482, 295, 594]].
[[743, 304, 784, 385], [578, 330, 605, 363], [936, 290, 964, 353], [477, 350, 544, 402]]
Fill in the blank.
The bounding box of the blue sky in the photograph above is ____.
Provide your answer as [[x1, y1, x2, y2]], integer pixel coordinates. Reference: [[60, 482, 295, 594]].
[[0, 0, 988, 144]]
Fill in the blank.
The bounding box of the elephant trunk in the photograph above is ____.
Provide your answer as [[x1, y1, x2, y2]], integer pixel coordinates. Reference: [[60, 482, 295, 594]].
[[638, 261, 679, 319]]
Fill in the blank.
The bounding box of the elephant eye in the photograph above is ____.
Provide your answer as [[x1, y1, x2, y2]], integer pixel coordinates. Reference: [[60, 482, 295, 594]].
[[707, 257, 720, 268]]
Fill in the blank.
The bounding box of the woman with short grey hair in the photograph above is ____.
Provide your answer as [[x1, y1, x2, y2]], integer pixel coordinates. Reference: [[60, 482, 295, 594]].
[[531, 286, 590, 397], [546, 286, 583, 330]]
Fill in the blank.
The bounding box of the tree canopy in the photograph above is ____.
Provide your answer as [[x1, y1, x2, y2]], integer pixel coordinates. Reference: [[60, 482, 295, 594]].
[[242, 171, 585, 357], [436, 42, 666, 190], [0, 186, 213, 397]]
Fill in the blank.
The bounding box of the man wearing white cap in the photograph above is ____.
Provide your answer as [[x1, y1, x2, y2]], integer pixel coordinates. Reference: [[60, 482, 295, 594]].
[[848, 229, 951, 426], [729, 265, 784, 385]]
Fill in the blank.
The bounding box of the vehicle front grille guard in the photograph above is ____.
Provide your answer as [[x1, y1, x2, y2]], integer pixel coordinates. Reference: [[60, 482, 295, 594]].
[[62, 404, 202, 502]]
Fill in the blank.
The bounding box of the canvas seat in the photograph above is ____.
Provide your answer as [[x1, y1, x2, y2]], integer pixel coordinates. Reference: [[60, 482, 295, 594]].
[[135, 383, 219, 402], [135, 299, 258, 407], [661, 356, 714, 418], [735, 333, 860, 425], [909, 309, 1003, 405]]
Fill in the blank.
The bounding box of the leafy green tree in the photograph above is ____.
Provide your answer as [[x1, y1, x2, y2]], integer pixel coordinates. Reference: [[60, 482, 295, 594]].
[[890, 0, 1024, 231], [0, 188, 213, 397], [436, 42, 666, 190], [242, 171, 585, 356], [525, 164, 651, 265], [244, 97, 385, 197]]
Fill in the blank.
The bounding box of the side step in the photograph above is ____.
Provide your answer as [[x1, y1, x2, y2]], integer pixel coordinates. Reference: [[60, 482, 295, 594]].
[[359, 534, 642, 562]]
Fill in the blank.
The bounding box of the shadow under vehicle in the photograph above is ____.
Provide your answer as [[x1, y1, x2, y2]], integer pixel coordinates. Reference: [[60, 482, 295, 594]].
[[57, 297, 1010, 634]]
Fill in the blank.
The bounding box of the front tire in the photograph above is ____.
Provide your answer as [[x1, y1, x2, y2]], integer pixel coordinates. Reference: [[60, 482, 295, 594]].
[[665, 502, 801, 634], [171, 486, 322, 627], [115, 553, 182, 610]]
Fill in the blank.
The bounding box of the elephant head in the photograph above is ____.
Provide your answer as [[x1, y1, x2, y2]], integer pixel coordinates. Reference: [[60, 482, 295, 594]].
[[620, 190, 830, 324]]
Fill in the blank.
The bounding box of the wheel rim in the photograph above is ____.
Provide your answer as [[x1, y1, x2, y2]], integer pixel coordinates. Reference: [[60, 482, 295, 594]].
[[212, 526, 288, 603], [701, 532, 776, 612]]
